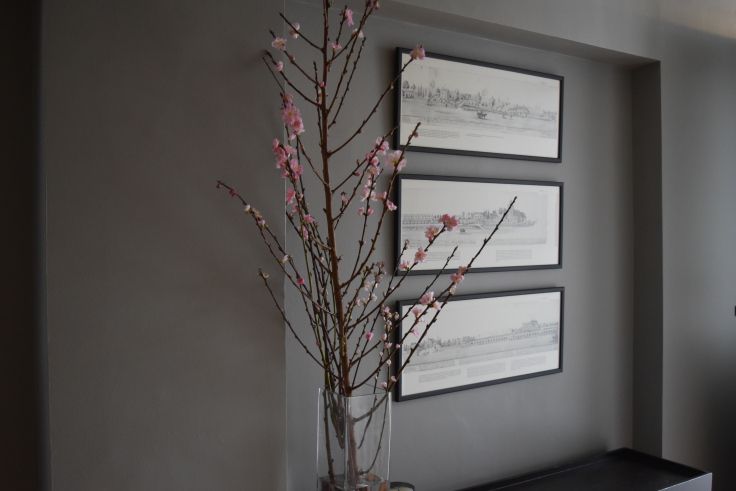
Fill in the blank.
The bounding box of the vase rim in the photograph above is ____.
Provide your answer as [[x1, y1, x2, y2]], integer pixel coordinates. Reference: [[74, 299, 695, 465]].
[[317, 387, 390, 400]]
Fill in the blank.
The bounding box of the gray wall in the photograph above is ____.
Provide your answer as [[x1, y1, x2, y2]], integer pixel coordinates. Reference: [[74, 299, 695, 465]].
[[42, 0, 286, 489], [285, 2, 634, 490], [385, 1, 736, 489]]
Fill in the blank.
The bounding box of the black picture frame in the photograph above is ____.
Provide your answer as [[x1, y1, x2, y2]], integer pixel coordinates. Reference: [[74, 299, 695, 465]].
[[394, 174, 563, 275], [394, 47, 564, 163], [394, 287, 564, 402]]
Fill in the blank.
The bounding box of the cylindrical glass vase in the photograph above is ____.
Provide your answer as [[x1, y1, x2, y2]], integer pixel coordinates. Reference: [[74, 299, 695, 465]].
[[316, 388, 392, 491]]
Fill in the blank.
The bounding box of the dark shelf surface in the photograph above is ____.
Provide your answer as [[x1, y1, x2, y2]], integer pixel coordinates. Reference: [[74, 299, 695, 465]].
[[459, 448, 709, 491]]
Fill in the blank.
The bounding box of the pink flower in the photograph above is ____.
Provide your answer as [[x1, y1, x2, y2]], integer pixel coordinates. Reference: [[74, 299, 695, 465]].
[[410, 44, 425, 60], [297, 276, 305, 286], [289, 22, 300, 39], [375, 138, 389, 155], [344, 8, 354, 26], [271, 37, 287, 50], [281, 96, 305, 136], [304, 214, 316, 224], [380, 381, 388, 390], [440, 213, 459, 231], [424, 225, 440, 241], [358, 206, 374, 217], [432, 301, 442, 311], [289, 160, 303, 179], [301, 225, 309, 239], [275, 60, 284, 72], [451, 265, 467, 284], [353, 29, 364, 39], [330, 42, 342, 52], [285, 188, 296, 204], [399, 261, 411, 271], [341, 192, 349, 206], [388, 150, 406, 171], [386, 199, 397, 211], [419, 291, 435, 305], [390, 375, 397, 383], [414, 248, 427, 263], [365, 331, 374, 342]]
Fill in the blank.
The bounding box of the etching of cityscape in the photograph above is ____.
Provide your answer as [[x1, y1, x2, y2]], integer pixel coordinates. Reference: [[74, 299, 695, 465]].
[[399, 53, 561, 158], [398, 178, 560, 271], [398, 291, 562, 397]]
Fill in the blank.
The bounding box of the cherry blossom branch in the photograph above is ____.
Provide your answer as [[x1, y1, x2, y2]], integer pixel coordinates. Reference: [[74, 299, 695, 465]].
[[263, 52, 319, 107], [279, 13, 321, 51], [328, 58, 415, 156], [343, 124, 419, 292], [258, 269, 334, 374]]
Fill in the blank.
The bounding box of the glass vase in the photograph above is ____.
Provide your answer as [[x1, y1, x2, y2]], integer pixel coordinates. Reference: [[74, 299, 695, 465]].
[[316, 388, 392, 491]]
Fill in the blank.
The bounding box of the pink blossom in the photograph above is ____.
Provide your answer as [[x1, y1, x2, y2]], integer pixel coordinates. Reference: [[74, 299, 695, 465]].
[[353, 29, 364, 39], [304, 214, 316, 224], [451, 265, 468, 284], [285, 188, 296, 204], [375, 138, 390, 155], [341, 192, 349, 206], [388, 150, 406, 171], [412, 306, 423, 318], [385, 359, 391, 366], [358, 206, 374, 217], [440, 213, 459, 231], [271, 37, 287, 51], [289, 159, 303, 178], [414, 248, 427, 263], [380, 381, 388, 390], [301, 225, 309, 239], [399, 261, 411, 271], [386, 199, 397, 211], [281, 96, 305, 137], [344, 8, 354, 26], [297, 276, 305, 286], [376, 191, 388, 201], [410, 44, 425, 60], [425, 225, 440, 241], [330, 42, 342, 52], [419, 291, 435, 305], [368, 165, 380, 176], [432, 301, 442, 311], [275, 60, 284, 72], [289, 22, 300, 39], [365, 331, 374, 342]]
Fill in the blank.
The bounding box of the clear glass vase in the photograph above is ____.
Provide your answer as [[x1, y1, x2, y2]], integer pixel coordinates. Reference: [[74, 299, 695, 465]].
[[316, 388, 392, 491]]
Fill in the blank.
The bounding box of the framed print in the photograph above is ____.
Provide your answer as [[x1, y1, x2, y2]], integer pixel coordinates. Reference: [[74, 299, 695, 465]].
[[394, 48, 563, 162], [395, 175, 562, 275], [394, 287, 564, 401]]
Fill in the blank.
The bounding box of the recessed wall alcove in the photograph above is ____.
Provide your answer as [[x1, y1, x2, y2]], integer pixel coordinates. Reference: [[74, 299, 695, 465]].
[[285, 1, 663, 490]]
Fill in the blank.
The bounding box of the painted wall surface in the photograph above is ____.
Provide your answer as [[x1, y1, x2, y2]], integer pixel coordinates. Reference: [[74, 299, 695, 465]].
[[42, 0, 286, 489], [285, 2, 634, 490], [384, 1, 736, 489]]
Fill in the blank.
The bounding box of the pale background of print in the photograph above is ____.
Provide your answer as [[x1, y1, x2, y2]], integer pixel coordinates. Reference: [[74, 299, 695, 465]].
[[398, 292, 561, 395], [399, 52, 561, 157], [399, 178, 560, 270]]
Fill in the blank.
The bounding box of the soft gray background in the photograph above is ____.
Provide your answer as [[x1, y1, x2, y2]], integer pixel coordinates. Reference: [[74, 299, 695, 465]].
[[285, 2, 634, 490], [42, 0, 286, 489], [28, 0, 736, 490]]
